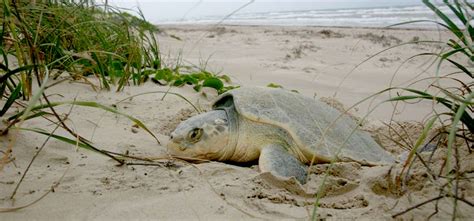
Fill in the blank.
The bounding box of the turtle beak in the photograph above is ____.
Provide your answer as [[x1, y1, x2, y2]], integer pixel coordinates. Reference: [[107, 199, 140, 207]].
[[169, 131, 184, 144], [168, 132, 186, 151], [170, 132, 177, 142]]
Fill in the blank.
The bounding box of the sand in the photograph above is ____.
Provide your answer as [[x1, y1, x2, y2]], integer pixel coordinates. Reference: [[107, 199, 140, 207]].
[[1, 25, 473, 220]]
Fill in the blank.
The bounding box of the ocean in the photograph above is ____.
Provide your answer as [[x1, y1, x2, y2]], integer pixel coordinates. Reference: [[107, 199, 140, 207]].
[[172, 4, 462, 28], [108, 1, 468, 28]]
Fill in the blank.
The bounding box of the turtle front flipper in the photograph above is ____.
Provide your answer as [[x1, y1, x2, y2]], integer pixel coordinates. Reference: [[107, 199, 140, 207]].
[[259, 144, 307, 184]]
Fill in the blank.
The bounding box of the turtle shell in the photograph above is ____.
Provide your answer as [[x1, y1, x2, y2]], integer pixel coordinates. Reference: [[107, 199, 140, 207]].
[[212, 87, 394, 165]]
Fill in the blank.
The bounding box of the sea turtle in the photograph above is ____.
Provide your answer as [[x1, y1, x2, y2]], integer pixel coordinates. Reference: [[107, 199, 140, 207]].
[[167, 87, 394, 184]]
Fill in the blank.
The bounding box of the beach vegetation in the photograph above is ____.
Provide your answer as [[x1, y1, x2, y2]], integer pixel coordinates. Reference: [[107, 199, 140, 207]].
[[313, 0, 473, 220], [0, 0, 151, 164], [0, 0, 229, 171], [151, 67, 234, 94], [266, 82, 283, 88]]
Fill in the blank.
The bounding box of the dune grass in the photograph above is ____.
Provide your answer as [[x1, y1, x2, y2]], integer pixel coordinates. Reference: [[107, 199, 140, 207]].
[[386, 0, 472, 187], [388, 1, 472, 218], [0, 0, 232, 167], [0, 1, 155, 167], [313, 1, 472, 220]]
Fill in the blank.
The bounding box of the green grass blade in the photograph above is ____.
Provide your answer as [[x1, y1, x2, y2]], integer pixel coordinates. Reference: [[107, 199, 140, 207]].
[[423, 0, 466, 46], [20, 66, 49, 121], [446, 91, 474, 174], [445, 0, 467, 24], [0, 65, 36, 83], [17, 127, 95, 151], [446, 40, 471, 57], [387, 88, 474, 133], [0, 62, 9, 72], [334, 40, 444, 96], [114, 91, 202, 113], [400, 116, 437, 174], [444, 57, 473, 78], [450, 0, 474, 41], [9, 100, 160, 144], [0, 78, 7, 97], [442, 47, 469, 59], [0, 82, 21, 116], [385, 19, 450, 29], [22, 111, 52, 121], [90, 52, 110, 89], [466, 1, 474, 10]]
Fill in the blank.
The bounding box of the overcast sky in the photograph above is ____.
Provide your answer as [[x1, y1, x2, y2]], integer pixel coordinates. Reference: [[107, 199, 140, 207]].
[[104, 0, 423, 23]]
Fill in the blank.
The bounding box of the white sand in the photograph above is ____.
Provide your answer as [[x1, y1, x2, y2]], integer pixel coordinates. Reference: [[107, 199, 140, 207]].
[[1, 25, 472, 220]]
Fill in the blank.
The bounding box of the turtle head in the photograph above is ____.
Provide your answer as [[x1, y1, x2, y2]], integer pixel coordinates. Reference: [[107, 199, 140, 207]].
[[167, 110, 233, 160]]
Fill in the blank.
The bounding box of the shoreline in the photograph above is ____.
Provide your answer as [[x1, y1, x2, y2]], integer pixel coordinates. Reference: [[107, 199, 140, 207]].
[[157, 23, 451, 32]]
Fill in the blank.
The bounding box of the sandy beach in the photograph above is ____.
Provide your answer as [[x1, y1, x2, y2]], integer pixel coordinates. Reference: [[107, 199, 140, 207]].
[[158, 25, 459, 121], [1, 25, 473, 220]]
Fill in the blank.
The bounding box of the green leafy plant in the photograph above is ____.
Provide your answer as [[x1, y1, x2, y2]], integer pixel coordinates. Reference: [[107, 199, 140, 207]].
[[266, 82, 283, 88], [152, 67, 234, 94]]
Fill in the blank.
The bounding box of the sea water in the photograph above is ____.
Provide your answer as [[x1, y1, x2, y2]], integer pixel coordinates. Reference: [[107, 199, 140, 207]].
[[176, 4, 462, 28], [107, 0, 468, 28]]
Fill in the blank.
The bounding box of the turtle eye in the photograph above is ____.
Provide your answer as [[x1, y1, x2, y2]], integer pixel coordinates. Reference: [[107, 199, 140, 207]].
[[188, 128, 203, 142]]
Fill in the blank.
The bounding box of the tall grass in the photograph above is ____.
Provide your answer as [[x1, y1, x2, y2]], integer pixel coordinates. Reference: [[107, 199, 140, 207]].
[[0, 0, 233, 179], [0, 0, 166, 164], [312, 1, 472, 220], [1, 0, 162, 92], [387, 0, 472, 174], [2, 0, 231, 96], [388, 1, 472, 218]]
